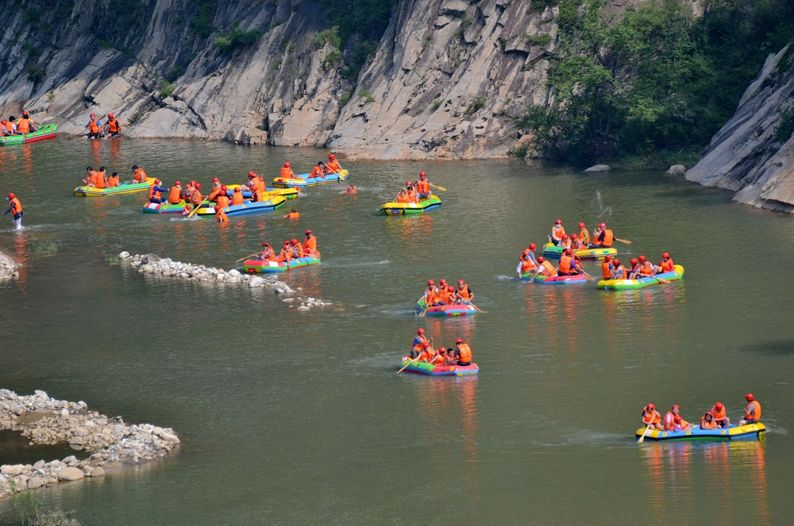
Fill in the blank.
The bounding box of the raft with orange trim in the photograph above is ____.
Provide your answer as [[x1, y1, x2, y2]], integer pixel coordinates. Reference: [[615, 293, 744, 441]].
[[597, 265, 684, 290], [242, 255, 320, 274], [381, 194, 441, 215], [0, 123, 57, 146], [533, 273, 589, 285], [635, 422, 765, 442], [542, 242, 617, 261], [400, 357, 479, 376], [416, 298, 476, 317], [272, 169, 349, 188]]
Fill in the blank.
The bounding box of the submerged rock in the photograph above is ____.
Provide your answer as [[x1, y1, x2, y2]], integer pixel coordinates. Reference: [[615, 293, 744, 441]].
[[584, 164, 611, 173]]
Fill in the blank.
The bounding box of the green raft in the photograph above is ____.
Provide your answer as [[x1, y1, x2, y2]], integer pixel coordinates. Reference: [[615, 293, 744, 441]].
[[0, 123, 58, 146], [597, 265, 685, 290]]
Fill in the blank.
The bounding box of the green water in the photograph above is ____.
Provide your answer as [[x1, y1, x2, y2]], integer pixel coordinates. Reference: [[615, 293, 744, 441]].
[[0, 138, 792, 524]]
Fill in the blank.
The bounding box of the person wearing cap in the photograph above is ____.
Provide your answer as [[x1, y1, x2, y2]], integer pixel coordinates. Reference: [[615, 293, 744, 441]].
[[277, 241, 293, 264], [290, 239, 305, 258], [570, 232, 584, 251], [641, 403, 663, 430], [611, 258, 625, 279], [216, 186, 230, 210], [131, 165, 149, 183], [326, 153, 343, 173], [638, 255, 654, 277], [601, 255, 614, 280], [189, 182, 204, 209], [168, 181, 183, 204], [260, 242, 277, 262], [557, 248, 581, 276], [536, 256, 556, 278], [230, 186, 244, 206], [411, 328, 429, 358], [417, 341, 436, 363], [15, 111, 36, 135], [416, 171, 431, 198], [658, 252, 675, 273], [550, 219, 565, 245], [207, 178, 224, 202], [591, 222, 615, 248], [104, 113, 121, 136], [517, 249, 538, 277], [107, 171, 120, 187], [422, 280, 438, 305], [215, 204, 228, 223], [5, 193, 24, 230], [83, 166, 96, 185], [708, 402, 730, 428], [740, 394, 762, 425], [455, 338, 473, 366], [303, 230, 318, 257], [559, 234, 572, 251], [577, 221, 590, 245], [148, 179, 167, 203], [663, 404, 690, 431], [280, 161, 295, 180], [87, 113, 101, 139], [627, 257, 641, 279], [284, 208, 300, 220]]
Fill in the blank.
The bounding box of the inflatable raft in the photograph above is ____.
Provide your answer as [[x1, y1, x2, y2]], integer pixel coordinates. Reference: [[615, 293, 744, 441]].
[[533, 273, 590, 285], [242, 255, 320, 274], [598, 265, 685, 290], [416, 298, 477, 317], [272, 169, 349, 188], [400, 357, 479, 376], [142, 201, 190, 214], [542, 242, 617, 261], [194, 197, 287, 217], [381, 195, 442, 215], [635, 422, 766, 442], [74, 178, 154, 197], [226, 185, 299, 200], [0, 123, 57, 146]]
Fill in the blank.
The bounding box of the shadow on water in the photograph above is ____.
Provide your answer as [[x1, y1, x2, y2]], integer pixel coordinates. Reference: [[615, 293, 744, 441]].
[[0, 430, 89, 466], [738, 340, 794, 356]]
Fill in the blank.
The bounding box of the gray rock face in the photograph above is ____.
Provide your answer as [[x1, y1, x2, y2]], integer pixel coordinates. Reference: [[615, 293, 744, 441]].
[[686, 45, 794, 212]]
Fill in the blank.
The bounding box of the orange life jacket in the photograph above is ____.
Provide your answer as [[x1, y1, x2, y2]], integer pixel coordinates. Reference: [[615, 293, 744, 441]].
[[710, 406, 727, 423], [254, 177, 266, 193], [262, 248, 277, 262], [541, 260, 556, 276], [430, 352, 445, 366], [457, 344, 472, 363], [280, 167, 294, 179], [601, 261, 613, 279], [277, 248, 292, 263], [304, 236, 317, 253], [133, 168, 148, 183], [642, 409, 661, 425], [700, 417, 718, 429], [579, 227, 590, 245], [107, 118, 120, 133], [551, 225, 565, 240], [291, 243, 305, 258], [231, 191, 244, 205], [216, 208, 228, 223], [88, 120, 99, 134], [216, 195, 230, 209], [309, 166, 324, 178], [559, 254, 573, 274], [602, 229, 615, 247], [149, 186, 162, 200], [416, 179, 430, 195], [168, 186, 182, 204], [4, 121, 13, 133], [639, 262, 654, 276], [744, 400, 761, 421], [458, 286, 473, 301], [9, 197, 22, 214], [326, 159, 342, 172], [285, 211, 300, 219], [93, 172, 107, 189], [16, 118, 31, 134], [660, 259, 674, 272], [190, 189, 203, 205], [663, 412, 677, 431], [520, 258, 537, 273], [107, 175, 119, 187]]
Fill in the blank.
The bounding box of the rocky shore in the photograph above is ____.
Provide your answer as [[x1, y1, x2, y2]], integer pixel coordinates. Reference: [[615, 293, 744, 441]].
[[119, 252, 332, 311], [0, 389, 179, 499], [0, 250, 19, 283]]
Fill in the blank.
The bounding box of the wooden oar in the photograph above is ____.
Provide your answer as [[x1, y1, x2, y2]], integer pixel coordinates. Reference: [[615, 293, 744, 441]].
[[234, 251, 261, 264], [186, 198, 209, 219], [397, 355, 421, 374], [581, 269, 594, 281], [416, 295, 429, 318], [430, 182, 446, 192], [461, 300, 487, 313], [615, 237, 632, 245], [637, 421, 654, 443]]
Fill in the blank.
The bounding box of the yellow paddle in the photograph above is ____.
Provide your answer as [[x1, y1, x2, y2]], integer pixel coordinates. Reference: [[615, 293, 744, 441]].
[[397, 336, 433, 374], [637, 421, 654, 443], [234, 251, 262, 265], [430, 182, 446, 192], [615, 237, 632, 245], [187, 198, 209, 219]]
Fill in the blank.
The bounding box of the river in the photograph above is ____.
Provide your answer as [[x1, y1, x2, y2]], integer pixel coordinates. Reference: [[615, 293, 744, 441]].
[[0, 138, 792, 524]]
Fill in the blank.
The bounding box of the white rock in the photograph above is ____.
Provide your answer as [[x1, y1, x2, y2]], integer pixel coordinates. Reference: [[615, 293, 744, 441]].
[[228, 269, 241, 277], [62, 455, 77, 465], [27, 476, 45, 489], [666, 164, 686, 175], [584, 164, 611, 173], [297, 305, 311, 312], [58, 467, 84, 481], [1, 465, 24, 476], [34, 390, 49, 399], [91, 466, 105, 477], [119, 251, 130, 259]]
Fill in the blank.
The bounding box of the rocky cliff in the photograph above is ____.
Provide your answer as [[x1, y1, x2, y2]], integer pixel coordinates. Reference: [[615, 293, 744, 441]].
[[686, 45, 794, 212], [0, 0, 560, 159]]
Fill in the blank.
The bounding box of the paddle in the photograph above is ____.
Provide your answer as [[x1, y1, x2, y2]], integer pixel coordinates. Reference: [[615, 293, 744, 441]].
[[637, 421, 654, 443], [615, 237, 632, 245], [430, 182, 446, 192], [581, 269, 594, 281], [648, 275, 670, 285], [186, 198, 209, 219], [461, 300, 487, 313], [234, 251, 261, 265], [397, 355, 421, 374]]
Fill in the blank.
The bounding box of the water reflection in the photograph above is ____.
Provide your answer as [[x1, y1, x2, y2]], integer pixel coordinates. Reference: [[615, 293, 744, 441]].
[[642, 440, 768, 522]]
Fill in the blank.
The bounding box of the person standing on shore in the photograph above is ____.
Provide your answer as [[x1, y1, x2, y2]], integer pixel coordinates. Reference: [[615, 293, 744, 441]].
[[4, 193, 23, 230]]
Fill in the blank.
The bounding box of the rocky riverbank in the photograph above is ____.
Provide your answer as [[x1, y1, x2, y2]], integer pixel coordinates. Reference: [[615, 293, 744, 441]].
[[0, 389, 179, 499], [119, 252, 332, 311], [0, 250, 19, 283]]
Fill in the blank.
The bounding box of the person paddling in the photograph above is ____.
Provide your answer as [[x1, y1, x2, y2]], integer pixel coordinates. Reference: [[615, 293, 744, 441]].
[[416, 171, 431, 198], [591, 222, 615, 247], [456, 279, 474, 303], [4, 193, 24, 230], [411, 328, 429, 358], [740, 394, 762, 425], [641, 403, 663, 430], [260, 242, 277, 262], [326, 153, 343, 173]]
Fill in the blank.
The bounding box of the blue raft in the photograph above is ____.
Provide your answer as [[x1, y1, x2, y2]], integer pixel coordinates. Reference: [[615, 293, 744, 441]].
[[635, 422, 766, 442]]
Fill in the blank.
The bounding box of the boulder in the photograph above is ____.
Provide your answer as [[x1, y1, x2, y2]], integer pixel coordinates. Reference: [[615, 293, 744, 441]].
[[58, 467, 84, 481], [1, 465, 24, 476], [584, 164, 611, 173], [27, 476, 46, 489], [666, 164, 686, 175]]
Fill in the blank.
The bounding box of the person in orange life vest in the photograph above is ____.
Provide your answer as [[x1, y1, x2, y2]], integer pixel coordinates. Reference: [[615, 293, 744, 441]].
[[416, 171, 431, 198], [131, 165, 148, 183], [290, 239, 305, 258], [627, 258, 640, 279], [592, 222, 615, 247], [207, 179, 224, 202], [303, 230, 318, 256], [740, 393, 762, 425], [700, 412, 718, 429], [261, 242, 277, 261], [395, 189, 409, 203], [537, 256, 556, 278], [658, 252, 674, 273], [148, 179, 167, 203], [230, 187, 244, 206], [518, 249, 538, 276], [308, 162, 326, 179], [15, 111, 36, 134], [611, 258, 626, 279], [215, 206, 228, 223], [601, 255, 614, 279], [190, 182, 204, 206], [641, 403, 663, 430], [430, 347, 447, 366], [216, 187, 231, 210], [326, 153, 342, 173], [455, 338, 473, 366], [559, 234, 572, 251], [83, 166, 96, 185], [2, 117, 15, 135], [525, 243, 538, 265], [280, 161, 295, 179], [168, 181, 183, 204], [252, 185, 267, 202], [246, 171, 262, 191], [443, 348, 459, 366], [550, 219, 565, 245], [446, 285, 458, 303], [637, 255, 654, 276], [411, 328, 429, 358], [432, 285, 451, 306], [277, 241, 293, 264], [5, 193, 24, 230], [107, 172, 120, 188], [423, 279, 437, 304], [557, 249, 581, 276], [87, 113, 101, 139], [578, 221, 590, 245], [182, 181, 195, 201], [418, 341, 435, 363], [284, 208, 300, 219], [92, 166, 108, 189], [344, 184, 357, 195], [104, 113, 121, 136], [0, 119, 7, 136], [709, 402, 730, 428], [663, 404, 690, 431], [457, 279, 474, 302], [570, 232, 584, 251]]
